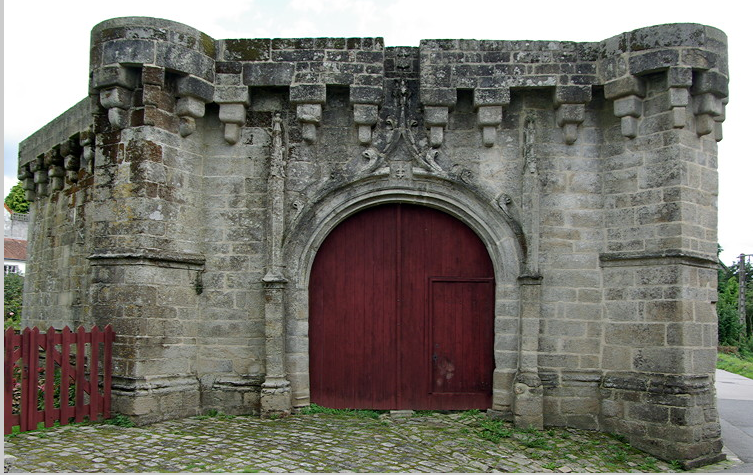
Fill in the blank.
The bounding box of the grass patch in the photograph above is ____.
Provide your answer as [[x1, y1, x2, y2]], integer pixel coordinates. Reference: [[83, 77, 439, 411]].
[[299, 403, 384, 419], [196, 409, 236, 421], [478, 419, 513, 443], [520, 436, 553, 450], [717, 352, 753, 379], [637, 456, 659, 472], [104, 414, 135, 427]]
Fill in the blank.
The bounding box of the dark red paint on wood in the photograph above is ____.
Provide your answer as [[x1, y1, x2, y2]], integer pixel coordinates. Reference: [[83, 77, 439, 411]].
[[309, 204, 494, 410], [4, 325, 115, 435]]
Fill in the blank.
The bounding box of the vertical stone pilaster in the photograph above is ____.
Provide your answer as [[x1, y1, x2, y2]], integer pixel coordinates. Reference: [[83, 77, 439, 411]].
[[515, 275, 543, 429], [261, 113, 292, 416]]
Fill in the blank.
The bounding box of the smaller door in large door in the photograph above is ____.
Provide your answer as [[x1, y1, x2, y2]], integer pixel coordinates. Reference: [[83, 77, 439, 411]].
[[429, 278, 495, 408]]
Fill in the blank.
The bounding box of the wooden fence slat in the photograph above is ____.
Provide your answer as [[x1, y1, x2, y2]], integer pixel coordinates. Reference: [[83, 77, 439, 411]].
[[4, 328, 19, 435], [3, 326, 115, 435], [90, 326, 101, 421], [103, 325, 114, 419], [20, 328, 31, 432], [44, 327, 56, 428], [60, 326, 74, 425], [75, 326, 86, 423]]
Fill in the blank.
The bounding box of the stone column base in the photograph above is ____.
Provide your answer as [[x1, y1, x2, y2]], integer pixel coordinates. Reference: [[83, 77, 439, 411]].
[[513, 371, 543, 430], [260, 377, 292, 417]]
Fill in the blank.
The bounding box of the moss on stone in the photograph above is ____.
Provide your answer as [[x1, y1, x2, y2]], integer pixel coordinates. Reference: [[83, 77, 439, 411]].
[[224, 39, 270, 62], [200, 33, 216, 58]]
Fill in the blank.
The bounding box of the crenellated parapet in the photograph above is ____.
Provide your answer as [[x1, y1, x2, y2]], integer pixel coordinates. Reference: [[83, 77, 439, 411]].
[[64, 18, 729, 161]]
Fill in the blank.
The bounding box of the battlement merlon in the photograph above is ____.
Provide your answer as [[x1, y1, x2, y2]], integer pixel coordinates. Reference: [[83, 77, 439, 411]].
[[17, 17, 729, 190]]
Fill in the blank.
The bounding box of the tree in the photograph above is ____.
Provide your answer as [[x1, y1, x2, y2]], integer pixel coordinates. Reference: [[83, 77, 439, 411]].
[[4, 182, 29, 214], [4, 273, 24, 330], [717, 248, 753, 351]]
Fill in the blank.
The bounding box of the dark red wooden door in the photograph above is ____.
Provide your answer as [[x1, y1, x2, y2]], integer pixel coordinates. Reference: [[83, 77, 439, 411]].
[[309, 204, 494, 410]]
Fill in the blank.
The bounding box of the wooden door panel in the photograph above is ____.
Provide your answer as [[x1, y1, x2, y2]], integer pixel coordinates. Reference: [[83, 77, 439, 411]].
[[309, 206, 398, 409], [430, 279, 495, 396], [309, 204, 494, 410]]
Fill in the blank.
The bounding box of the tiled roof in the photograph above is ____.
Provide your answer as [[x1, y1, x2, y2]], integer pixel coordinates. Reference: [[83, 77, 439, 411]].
[[4, 238, 27, 261]]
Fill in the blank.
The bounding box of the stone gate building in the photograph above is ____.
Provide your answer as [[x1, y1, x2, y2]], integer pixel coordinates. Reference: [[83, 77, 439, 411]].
[[18, 17, 729, 467]]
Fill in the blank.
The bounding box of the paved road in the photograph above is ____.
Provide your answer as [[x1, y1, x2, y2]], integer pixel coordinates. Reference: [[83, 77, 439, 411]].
[[714, 369, 753, 473]]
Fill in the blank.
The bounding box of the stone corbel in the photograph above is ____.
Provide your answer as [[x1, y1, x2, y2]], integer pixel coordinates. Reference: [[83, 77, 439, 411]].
[[44, 149, 65, 193], [92, 65, 139, 130], [296, 104, 322, 144], [353, 104, 379, 145], [291, 84, 326, 144], [477, 106, 503, 147], [175, 75, 215, 137], [666, 67, 692, 129], [604, 76, 646, 139], [18, 166, 35, 202], [690, 70, 728, 138], [554, 86, 591, 144], [80, 129, 94, 174], [690, 70, 727, 139], [613, 96, 642, 138], [32, 156, 48, 198], [99, 86, 133, 130], [215, 86, 250, 144], [424, 106, 448, 147], [474, 88, 509, 147], [60, 139, 81, 184], [714, 98, 727, 142]]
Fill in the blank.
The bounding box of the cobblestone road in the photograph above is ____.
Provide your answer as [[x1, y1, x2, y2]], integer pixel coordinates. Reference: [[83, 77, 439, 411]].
[[3, 411, 739, 473]]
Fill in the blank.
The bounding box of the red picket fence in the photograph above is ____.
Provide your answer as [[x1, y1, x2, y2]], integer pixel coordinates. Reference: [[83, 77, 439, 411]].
[[4, 325, 116, 435]]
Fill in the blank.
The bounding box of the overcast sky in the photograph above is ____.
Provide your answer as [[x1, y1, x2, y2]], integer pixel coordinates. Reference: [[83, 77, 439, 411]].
[[3, 0, 750, 264]]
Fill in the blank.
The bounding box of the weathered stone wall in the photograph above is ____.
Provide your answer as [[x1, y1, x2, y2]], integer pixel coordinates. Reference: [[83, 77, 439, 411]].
[[18, 17, 728, 467]]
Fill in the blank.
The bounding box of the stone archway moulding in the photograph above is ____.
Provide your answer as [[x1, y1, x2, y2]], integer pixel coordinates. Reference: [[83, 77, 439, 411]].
[[281, 176, 526, 415]]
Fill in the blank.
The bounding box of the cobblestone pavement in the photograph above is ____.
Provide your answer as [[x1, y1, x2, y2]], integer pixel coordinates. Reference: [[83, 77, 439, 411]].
[[3, 411, 740, 473]]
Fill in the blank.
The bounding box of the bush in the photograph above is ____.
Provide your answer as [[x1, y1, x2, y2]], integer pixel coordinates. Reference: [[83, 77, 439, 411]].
[[4, 273, 24, 330], [717, 276, 745, 345], [4, 182, 29, 214]]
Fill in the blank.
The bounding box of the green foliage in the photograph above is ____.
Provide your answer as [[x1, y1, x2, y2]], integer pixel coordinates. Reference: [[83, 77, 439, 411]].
[[717, 352, 753, 379], [4, 273, 24, 330], [520, 435, 553, 450], [105, 414, 135, 427], [717, 249, 752, 346], [717, 276, 744, 345], [4, 182, 29, 214], [196, 409, 236, 420], [299, 403, 383, 419], [670, 460, 685, 471], [478, 419, 513, 442], [637, 456, 659, 472]]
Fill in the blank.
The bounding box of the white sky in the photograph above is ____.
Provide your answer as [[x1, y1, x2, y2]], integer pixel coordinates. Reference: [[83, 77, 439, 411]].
[[3, 0, 750, 264]]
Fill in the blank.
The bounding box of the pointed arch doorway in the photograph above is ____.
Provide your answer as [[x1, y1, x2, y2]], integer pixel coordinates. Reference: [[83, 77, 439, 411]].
[[309, 203, 495, 410]]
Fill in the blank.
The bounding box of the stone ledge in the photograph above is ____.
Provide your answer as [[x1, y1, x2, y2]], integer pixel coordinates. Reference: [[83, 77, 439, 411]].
[[599, 250, 717, 268], [88, 250, 206, 269]]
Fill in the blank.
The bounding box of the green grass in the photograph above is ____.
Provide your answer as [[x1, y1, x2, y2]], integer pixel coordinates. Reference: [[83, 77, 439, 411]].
[[104, 414, 135, 427], [299, 403, 385, 419], [478, 419, 513, 443], [196, 409, 236, 421], [717, 352, 753, 379]]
